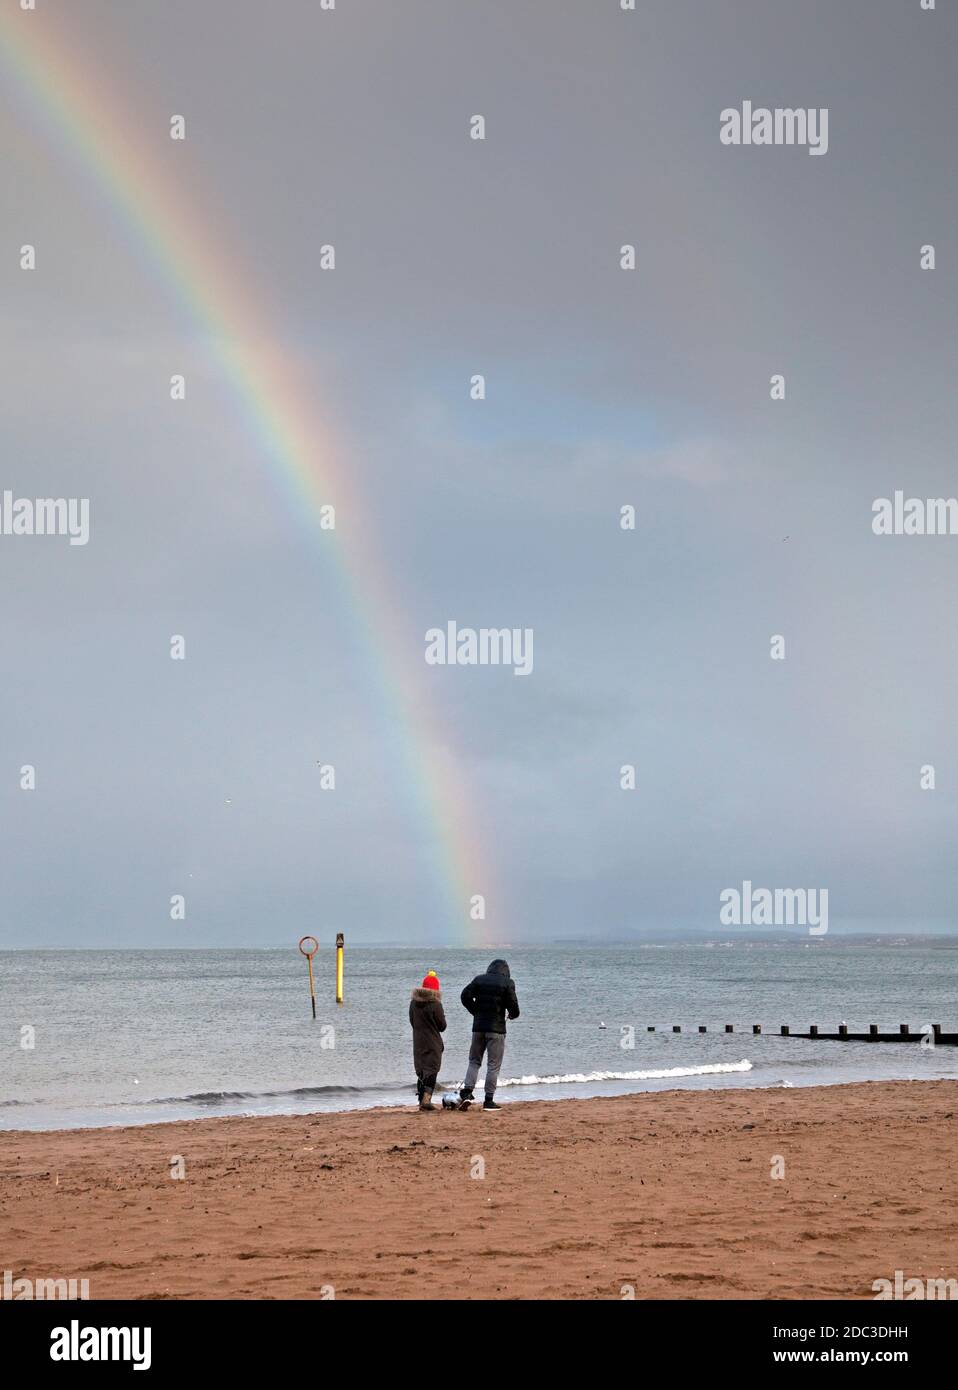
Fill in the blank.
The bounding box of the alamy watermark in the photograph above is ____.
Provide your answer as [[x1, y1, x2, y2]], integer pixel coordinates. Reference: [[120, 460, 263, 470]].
[[0, 491, 90, 545], [2, 1269, 90, 1300], [720, 882, 828, 935], [720, 101, 828, 156], [425, 621, 533, 676], [872, 492, 958, 536], [873, 1271, 957, 1300]]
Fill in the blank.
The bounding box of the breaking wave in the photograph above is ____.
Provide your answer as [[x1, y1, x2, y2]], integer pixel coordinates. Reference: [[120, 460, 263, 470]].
[[135, 1061, 755, 1107], [497, 1060, 753, 1086]]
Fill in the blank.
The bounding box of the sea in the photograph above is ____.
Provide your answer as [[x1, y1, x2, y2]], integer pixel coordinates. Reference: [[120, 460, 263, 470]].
[[2, 942, 957, 1131]]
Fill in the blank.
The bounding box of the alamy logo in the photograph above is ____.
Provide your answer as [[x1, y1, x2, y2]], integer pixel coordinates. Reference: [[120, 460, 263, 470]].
[[872, 491, 958, 535], [425, 621, 534, 676], [720, 101, 829, 155], [0, 490, 90, 545], [50, 1321, 151, 1370], [720, 882, 828, 935]]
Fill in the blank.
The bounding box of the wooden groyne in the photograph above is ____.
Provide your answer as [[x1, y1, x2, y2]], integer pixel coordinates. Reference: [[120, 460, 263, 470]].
[[646, 1024, 957, 1044]]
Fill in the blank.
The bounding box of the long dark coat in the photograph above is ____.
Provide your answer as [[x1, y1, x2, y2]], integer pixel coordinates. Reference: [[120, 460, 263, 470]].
[[409, 988, 447, 1076]]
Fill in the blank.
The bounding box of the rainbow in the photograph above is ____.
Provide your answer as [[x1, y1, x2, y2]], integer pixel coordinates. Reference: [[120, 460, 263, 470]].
[[0, 7, 490, 942]]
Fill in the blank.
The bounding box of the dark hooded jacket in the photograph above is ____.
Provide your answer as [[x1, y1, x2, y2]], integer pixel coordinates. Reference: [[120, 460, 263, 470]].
[[409, 988, 447, 1076], [460, 959, 520, 1035]]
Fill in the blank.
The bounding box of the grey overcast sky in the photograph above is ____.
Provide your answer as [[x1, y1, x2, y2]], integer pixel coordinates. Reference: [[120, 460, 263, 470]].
[[1, 0, 955, 947]]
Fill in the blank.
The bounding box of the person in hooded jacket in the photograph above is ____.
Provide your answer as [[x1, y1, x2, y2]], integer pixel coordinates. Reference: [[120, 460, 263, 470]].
[[409, 970, 446, 1111], [458, 959, 520, 1110]]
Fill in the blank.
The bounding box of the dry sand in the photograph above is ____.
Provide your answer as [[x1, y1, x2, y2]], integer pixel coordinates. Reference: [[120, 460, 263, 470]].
[[1, 1081, 956, 1300]]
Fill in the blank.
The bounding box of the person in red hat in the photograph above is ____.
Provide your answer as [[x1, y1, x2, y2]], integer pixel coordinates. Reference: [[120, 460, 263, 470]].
[[409, 971, 446, 1111]]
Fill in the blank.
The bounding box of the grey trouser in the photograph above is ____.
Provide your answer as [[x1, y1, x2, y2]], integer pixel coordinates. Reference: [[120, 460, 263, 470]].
[[463, 1031, 506, 1098]]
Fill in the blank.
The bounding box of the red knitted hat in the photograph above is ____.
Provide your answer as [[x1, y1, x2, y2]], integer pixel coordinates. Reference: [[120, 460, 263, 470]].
[[421, 970, 440, 991]]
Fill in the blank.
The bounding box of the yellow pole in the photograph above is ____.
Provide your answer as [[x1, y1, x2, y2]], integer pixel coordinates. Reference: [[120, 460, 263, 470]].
[[335, 932, 344, 1004], [298, 936, 318, 1019]]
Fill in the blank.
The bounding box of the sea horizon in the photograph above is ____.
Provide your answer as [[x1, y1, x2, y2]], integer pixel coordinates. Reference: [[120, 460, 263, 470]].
[[5, 941, 956, 1132]]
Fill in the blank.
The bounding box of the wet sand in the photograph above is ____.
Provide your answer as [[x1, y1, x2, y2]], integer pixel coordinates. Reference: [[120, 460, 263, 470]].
[[1, 1081, 956, 1300]]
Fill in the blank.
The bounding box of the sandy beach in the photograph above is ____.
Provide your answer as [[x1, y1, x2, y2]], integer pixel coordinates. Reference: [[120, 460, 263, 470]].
[[1, 1080, 956, 1301]]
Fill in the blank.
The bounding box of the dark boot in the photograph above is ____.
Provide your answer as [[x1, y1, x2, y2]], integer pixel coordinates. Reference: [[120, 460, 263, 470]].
[[483, 1097, 502, 1110], [419, 1089, 436, 1111]]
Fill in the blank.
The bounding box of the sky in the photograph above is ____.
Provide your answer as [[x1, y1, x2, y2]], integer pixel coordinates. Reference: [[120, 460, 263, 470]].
[[1, 0, 956, 947]]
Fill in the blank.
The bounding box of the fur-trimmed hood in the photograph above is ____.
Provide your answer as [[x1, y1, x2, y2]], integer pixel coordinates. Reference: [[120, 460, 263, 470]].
[[411, 986, 442, 1002]]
